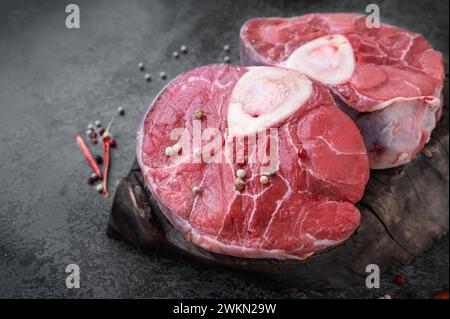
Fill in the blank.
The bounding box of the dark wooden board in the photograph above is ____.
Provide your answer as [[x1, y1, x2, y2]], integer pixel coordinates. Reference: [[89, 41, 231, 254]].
[[107, 81, 449, 289]]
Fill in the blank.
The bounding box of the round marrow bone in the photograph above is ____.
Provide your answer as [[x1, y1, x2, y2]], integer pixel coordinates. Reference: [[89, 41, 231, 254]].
[[282, 35, 355, 85], [227, 67, 313, 137]]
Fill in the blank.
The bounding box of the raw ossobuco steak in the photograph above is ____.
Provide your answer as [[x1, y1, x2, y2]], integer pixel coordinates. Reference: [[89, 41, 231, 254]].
[[137, 64, 370, 260], [240, 13, 445, 169]]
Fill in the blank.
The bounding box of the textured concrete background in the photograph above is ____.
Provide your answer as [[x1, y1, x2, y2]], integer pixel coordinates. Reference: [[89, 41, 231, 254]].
[[0, 0, 448, 298]]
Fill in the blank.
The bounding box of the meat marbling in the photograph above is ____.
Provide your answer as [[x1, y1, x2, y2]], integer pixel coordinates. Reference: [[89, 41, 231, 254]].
[[240, 13, 445, 169], [137, 64, 369, 260]]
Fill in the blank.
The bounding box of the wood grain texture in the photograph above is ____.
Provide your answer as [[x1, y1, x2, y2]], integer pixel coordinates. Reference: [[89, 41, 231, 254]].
[[107, 80, 449, 289]]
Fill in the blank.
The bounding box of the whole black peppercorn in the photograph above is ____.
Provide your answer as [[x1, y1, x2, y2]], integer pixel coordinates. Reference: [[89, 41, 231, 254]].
[[87, 176, 96, 185], [95, 155, 103, 165]]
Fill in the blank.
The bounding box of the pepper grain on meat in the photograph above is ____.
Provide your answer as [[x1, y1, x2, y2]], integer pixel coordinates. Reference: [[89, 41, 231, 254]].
[[236, 169, 246, 179], [234, 178, 245, 191], [194, 109, 205, 120]]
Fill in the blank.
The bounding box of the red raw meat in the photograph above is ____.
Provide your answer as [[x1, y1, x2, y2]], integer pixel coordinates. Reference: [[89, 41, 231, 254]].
[[137, 64, 369, 260], [240, 13, 444, 169]]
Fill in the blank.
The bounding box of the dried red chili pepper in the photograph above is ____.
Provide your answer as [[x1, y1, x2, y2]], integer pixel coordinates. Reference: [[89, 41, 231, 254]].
[[101, 116, 116, 198], [76, 133, 102, 179], [101, 133, 111, 198]]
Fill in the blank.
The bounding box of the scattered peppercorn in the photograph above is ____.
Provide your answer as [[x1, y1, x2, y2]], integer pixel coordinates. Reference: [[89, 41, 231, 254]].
[[234, 178, 245, 191], [194, 108, 205, 120], [138, 62, 145, 71], [223, 56, 231, 63], [236, 169, 246, 179], [160, 71, 167, 80], [173, 51, 179, 59], [260, 175, 269, 185], [95, 155, 103, 165], [117, 107, 125, 116], [87, 123, 95, 130], [223, 44, 230, 52], [434, 290, 449, 299], [94, 120, 101, 127], [109, 138, 117, 148], [96, 184, 104, 193], [88, 131, 97, 139], [91, 137, 98, 145], [98, 127, 105, 135], [87, 175, 96, 185], [145, 73, 152, 82], [87, 172, 100, 184], [192, 186, 201, 194], [394, 274, 405, 286], [180, 45, 187, 53]]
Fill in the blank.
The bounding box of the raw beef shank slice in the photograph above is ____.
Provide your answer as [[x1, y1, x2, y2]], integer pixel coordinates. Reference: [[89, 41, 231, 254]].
[[137, 64, 369, 260], [240, 13, 445, 169]]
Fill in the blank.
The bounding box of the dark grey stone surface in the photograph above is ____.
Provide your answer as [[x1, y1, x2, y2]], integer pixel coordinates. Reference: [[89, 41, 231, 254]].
[[0, 0, 448, 298]]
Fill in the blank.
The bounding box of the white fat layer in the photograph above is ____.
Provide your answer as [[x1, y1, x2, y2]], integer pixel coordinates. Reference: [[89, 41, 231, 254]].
[[372, 95, 441, 112], [282, 34, 355, 85], [227, 67, 313, 137]]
